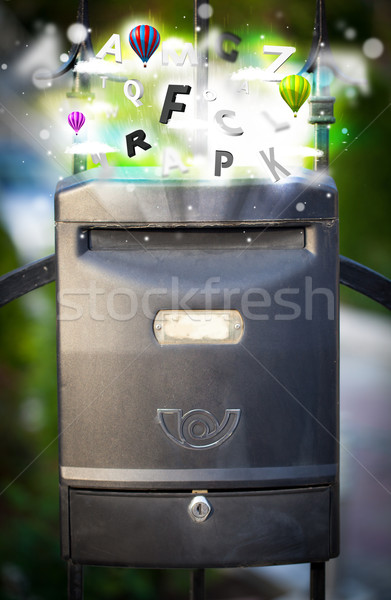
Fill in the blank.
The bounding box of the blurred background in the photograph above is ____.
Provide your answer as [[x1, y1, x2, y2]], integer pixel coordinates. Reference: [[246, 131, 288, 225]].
[[0, 0, 390, 598]]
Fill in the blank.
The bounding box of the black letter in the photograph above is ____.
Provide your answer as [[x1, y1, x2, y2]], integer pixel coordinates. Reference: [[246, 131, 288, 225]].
[[159, 84, 192, 124], [126, 129, 152, 158], [215, 150, 234, 177], [216, 32, 241, 63]]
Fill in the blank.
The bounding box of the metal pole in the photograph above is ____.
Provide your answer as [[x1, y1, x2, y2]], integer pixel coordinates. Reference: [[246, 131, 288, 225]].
[[66, 0, 95, 174], [190, 569, 205, 600], [68, 562, 84, 600], [307, 0, 335, 172], [310, 562, 325, 600], [309, 57, 335, 172], [194, 0, 209, 154]]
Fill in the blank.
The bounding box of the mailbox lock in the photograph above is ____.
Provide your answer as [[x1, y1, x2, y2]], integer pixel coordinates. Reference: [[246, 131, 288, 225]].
[[188, 496, 211, 523]]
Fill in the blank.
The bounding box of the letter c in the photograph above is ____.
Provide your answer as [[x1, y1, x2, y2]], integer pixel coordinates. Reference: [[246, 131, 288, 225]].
[[214, 110, 244, 136]]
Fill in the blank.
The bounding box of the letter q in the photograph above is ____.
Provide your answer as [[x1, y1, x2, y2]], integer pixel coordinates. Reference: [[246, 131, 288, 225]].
[[124, 79, 144, 107]]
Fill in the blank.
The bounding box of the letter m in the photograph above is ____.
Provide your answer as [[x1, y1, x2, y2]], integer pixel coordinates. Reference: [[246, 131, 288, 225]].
[[161, 42, 198, 66]]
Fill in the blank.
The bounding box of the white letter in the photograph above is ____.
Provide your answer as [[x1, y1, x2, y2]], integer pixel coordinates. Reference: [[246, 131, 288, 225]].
[[123, 79, 144, 107], [237, 81, 249, 94], [203, 89, 217, 102], [259, 148, 291, 182], [162, 148, 189, 177], [263, 45, 296, 82], [214, 110, 244, 136], [105, 106, 118, 119], [91, 153, 109, 168], [161, 42, 198, 66], [96, 33, 122, 63]]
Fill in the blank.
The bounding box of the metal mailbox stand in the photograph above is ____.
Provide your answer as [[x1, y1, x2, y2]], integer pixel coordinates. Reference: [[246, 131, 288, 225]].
[[0, 1, 391, 600]]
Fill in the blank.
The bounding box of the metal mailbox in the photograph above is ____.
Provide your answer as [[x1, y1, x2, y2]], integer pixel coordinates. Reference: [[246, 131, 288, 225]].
[[55, 167, 339, 569]]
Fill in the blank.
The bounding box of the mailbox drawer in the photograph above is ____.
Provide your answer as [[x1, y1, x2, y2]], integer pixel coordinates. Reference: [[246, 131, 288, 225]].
[[69, 486, 335, 568]]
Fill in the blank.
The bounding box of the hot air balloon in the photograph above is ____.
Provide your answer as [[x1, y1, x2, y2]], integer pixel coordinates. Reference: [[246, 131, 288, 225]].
[[279, 75, 311, 117], [67, 111, 86, 135], [129, 25, 160, 67]]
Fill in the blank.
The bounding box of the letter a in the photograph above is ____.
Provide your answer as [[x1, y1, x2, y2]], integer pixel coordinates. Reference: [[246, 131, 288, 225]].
[[162, 148, 189, 177], [96, 34, 122, 63]]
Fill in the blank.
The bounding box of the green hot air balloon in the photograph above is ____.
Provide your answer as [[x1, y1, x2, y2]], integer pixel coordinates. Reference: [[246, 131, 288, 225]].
[[279, 75, 311, 117]]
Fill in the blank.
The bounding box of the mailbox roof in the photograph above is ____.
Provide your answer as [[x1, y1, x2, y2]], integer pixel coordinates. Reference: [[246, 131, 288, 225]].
[[55, 167, 337, 224]]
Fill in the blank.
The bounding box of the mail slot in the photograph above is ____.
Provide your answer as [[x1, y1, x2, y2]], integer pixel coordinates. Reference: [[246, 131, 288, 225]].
[[55, 168, 339, 568]]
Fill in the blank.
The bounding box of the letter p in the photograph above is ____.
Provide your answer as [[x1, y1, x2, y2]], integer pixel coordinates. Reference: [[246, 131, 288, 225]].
[[215, 150, 234, 177]]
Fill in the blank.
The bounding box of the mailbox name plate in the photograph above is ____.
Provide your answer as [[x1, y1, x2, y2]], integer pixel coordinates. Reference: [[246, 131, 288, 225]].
[[154, 310, 244, 345]]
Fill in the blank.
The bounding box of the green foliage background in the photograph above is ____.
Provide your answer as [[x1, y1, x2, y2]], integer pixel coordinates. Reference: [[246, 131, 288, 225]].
[[0, 0, 390, 598]]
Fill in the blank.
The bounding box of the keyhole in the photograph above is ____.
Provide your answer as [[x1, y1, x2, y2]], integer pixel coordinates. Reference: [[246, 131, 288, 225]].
[[189, 496, 211, 522]]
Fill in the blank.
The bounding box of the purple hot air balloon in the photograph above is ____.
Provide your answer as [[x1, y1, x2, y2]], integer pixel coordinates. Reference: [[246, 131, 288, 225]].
[[68, 111, 86, 135], [129, 25, 160, 67]]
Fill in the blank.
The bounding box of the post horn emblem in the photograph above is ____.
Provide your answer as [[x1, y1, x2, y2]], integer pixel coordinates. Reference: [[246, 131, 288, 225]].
[[157, 408, 241, 450]]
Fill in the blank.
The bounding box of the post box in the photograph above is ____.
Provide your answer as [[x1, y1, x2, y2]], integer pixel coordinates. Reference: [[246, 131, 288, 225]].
[[55, 167, 339, 569]]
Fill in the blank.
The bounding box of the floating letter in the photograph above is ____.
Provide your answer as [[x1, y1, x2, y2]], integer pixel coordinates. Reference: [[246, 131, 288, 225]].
[[124, 79, 144, 107], [214, 110, 244, 136], [261, 111, 290, 132], [203, 89, 217, 102], [162, 42, 198, 66], [162, 148, 189, 177], [259, 148, 291, 182], [215, 150, 234, 176], [96, 34, 122, 63], [216, 32, 241, 63], [237, 81, 249, 94], [160, 85, 192, 124], [126, 129, 152, 158], [263, 45, 296, 82]]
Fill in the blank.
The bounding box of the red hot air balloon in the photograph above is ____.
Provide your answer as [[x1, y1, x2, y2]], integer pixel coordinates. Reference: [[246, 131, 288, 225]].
[[67, 111, 86, 135], [129, 25, 160, 67]]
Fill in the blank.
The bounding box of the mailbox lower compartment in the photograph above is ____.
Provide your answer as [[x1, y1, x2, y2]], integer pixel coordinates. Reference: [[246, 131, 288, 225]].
[[67, 486, 337, 568]]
